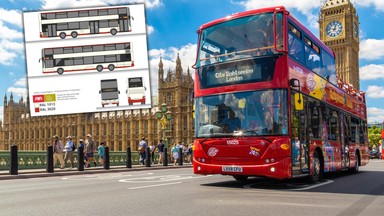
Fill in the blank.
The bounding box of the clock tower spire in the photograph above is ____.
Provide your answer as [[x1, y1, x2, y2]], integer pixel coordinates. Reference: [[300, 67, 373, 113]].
[[319, 0, 360, 89]]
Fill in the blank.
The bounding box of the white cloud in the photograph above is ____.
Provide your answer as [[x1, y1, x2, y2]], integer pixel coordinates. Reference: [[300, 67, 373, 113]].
[[360, 64, 384, 80], [41, 0, 162, 10], [367, 107, 384, 123], [366, 85, 384, 98], [0, 20, 23, 40], [147, 24, 154, 35], [0, 46, 17, 65], [7, 87, 28, 98], [148, 43, 197, 95], [0, 39, 24, 53], [356, 0, 384, 12], [0, 8, 22, 27], [15, 77, 27, 87], [360, 39, 384, 60]]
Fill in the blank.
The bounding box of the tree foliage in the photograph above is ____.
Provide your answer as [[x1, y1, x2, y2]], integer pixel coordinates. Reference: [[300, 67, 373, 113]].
[[368, 125, 382, 148]]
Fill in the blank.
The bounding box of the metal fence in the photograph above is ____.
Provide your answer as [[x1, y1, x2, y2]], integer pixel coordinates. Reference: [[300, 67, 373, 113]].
[[0, 151, 159, 171]]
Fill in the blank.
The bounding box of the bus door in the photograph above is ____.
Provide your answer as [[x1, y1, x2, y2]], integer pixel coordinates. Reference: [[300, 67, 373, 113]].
[[119, 18, 129, 32], [291, 93, 309, 176], [90, 21, 99, 34], [341, 114, 350, 169], [47, 24, 57, 37]]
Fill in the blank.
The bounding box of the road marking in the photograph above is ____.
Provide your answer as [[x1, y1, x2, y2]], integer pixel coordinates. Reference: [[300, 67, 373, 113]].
[[289, 179, 334, 191], [128, 182, 182, 190], [118, 174, 209, 183], [243, 179, 334, 191]]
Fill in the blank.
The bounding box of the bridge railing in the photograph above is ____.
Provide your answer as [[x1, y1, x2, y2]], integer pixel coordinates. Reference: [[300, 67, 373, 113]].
[[0, 151, 161, 170]]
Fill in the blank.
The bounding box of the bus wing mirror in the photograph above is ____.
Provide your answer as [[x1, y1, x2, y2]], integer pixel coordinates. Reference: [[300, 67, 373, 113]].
[[118, 91, 120, 94], [294, 93, 303, 111], [99, 90, 101, 94], [144, 87, 147, 91]]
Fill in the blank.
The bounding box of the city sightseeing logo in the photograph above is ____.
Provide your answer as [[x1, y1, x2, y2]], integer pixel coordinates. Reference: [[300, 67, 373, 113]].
[[207, 147, 219, 157]]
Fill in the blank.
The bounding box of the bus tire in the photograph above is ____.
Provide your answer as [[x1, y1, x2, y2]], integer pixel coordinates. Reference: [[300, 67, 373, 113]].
[[349, 152, 360, 174], [71, 31, 78, 38], [108, 64, 115, 71], [59, 32, 66, 39], [309, 150, 322, 183], [57, 68, 64, 75], [233, 175, 248, 181], [96, 65, 103, 72], [110, 29, 117, 35]]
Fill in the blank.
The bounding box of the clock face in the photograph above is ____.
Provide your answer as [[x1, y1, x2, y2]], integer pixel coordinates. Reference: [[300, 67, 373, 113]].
[[326, 20, 343, 37], [353, 22, 358, 38]]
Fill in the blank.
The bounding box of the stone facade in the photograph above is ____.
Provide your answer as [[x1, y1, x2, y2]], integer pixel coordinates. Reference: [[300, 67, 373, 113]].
[[319, 0, 360, 89], [0, 55, 194, 151]]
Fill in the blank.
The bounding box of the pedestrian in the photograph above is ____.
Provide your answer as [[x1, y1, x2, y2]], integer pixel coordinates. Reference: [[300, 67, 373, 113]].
[[138, 137, 148, 165], [79, 138, 86, 167], [63, 135, 75, 168], [187, 143, 193, 163], [171, 143, 179, 166], [84, 134, 96, 168], [52, 135, 65, 169], [149, 142, 156, 164], [98, 141, 105, 166], [157, 139, 165, 164]]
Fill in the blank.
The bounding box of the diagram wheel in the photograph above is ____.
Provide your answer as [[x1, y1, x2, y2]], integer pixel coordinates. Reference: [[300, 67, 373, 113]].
[[108, 64, 115, 71], [57, 68, 64, 75], [233, 175, 248, 182], [96, 65, 103, 72], [71, 31, 78, 38], [110, 28, 117, 35], [59, 32, 66, 39], [309, 150, 322, 183]]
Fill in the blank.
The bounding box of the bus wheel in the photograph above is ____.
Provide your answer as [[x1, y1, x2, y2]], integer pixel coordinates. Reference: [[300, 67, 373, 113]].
[[233, 175, 248, 181], [96, 65, 103, 72], [108, 64, 115, 71], [57, 68, 64, 75], [71, 31, 78, 38], [309, 150, 322, 183], [110, 29, 117, 35], [59, 32, 66, 39]]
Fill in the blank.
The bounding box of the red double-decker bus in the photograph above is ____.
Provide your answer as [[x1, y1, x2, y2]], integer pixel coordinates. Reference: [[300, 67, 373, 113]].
[[192, 6, 369, 182]]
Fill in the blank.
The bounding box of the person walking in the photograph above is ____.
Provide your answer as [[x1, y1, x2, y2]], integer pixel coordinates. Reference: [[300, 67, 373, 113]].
[[149, 142, 156, 164], [138, 137, 148, 165], [52, 135, 65, 169], [84, 134, 96, 168], [171, 143, 179, 166], [157, 139, 165, 164], [63, 136, 75, 168], [98, 142, 105, 166]]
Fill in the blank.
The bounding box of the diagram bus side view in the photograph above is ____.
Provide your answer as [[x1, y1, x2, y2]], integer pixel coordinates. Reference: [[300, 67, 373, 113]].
[[126, 77, 146, 105], [40, 7, 133, 39], [40, 42, 134, 75], [99, 79, 120, 107]]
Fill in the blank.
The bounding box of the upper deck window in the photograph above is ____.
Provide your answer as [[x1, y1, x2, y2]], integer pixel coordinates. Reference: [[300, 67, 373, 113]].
[[197, 13, 282, 68]]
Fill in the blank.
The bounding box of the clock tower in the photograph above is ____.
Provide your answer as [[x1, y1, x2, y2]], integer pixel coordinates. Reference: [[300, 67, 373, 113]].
[[319, 0, 360, 90]]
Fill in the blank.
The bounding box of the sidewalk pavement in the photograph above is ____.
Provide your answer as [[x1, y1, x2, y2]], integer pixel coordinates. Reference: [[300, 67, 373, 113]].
[[0, 163, 193, 181]]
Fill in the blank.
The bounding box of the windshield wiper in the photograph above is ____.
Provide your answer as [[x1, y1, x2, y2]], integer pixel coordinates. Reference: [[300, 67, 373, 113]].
[[238, 130, 272, 143]]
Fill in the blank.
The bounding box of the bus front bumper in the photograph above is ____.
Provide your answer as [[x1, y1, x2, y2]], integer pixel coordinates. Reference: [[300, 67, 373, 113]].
[[193, 157, 292, 179]]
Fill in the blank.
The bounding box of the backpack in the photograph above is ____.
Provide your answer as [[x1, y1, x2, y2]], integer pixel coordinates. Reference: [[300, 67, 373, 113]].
[[72, 142, 77, 151], [138, 146, 145, 153]]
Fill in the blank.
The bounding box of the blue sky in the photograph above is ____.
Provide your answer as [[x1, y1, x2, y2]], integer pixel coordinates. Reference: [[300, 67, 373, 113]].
[[1, 0, 384, 123]]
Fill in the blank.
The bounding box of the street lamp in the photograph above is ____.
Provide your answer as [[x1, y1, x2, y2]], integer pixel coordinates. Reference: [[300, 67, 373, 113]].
[[156, 103, 172, 149]]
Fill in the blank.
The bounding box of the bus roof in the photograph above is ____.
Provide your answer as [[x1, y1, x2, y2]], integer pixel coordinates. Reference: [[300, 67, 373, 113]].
[[197, 6, 334, 57]]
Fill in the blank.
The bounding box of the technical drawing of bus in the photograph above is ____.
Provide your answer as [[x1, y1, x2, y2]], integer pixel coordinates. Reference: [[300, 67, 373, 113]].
[[126, 77, 146, 105], [41, 42, 133, 75], [39, 7, 133, 39], [99, 79, 120, 107]]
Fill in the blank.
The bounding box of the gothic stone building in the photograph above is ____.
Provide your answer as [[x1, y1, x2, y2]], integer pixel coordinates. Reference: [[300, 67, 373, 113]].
[[0, 55, 194, 151]]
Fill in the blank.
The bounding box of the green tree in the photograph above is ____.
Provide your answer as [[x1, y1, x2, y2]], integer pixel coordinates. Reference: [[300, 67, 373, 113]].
[[368, 125, 382, 148]]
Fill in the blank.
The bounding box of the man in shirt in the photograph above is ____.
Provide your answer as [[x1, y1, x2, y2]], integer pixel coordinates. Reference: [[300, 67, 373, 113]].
[[64, 136, 75, 168], [138, 137, 148, 165], [52, 135, 65, 169]]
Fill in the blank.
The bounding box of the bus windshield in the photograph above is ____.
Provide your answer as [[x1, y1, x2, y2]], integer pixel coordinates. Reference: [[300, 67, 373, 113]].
[[196, 12, 283, 68], [195, 89, 288, 138]]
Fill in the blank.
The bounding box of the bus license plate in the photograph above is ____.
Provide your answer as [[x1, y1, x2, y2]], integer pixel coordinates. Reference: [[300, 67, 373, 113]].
[[222, 166, 243, 172]]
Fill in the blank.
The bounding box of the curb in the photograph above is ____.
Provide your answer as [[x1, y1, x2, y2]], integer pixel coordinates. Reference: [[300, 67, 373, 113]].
[[0, 165, 192, 181]]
